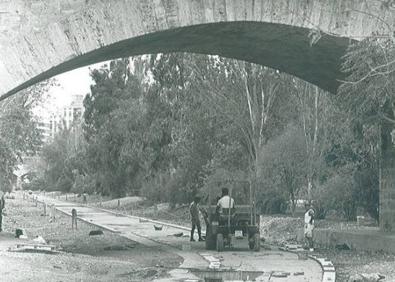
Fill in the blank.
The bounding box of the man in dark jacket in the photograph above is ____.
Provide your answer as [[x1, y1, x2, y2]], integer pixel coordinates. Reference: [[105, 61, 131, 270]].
[[190, 196, 204, 242]]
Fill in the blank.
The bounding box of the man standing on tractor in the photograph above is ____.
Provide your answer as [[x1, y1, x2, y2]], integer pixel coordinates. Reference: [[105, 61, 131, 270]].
[[190, 195, 204, 242]]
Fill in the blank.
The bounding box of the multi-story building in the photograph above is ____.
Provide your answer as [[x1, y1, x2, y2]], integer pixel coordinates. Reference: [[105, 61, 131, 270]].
[[44, 94, 85, 142], [37, 121, 51, 144]]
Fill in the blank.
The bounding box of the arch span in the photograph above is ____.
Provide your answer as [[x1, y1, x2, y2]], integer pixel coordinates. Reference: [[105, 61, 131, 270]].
[[0, 0, 393, 98], [1, 21, 349, 100]]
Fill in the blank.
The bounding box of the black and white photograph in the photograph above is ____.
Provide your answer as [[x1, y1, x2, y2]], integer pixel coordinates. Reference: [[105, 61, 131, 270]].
[[1, 1, 395, 281]]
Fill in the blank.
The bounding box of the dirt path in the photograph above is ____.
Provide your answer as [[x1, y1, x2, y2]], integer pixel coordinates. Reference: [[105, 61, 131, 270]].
[[35, 192, 323, 282], [0, 195, 181, 282]]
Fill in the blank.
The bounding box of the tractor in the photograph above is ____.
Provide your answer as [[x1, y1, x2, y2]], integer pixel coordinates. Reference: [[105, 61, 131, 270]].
[[203, 185, 261, 252]]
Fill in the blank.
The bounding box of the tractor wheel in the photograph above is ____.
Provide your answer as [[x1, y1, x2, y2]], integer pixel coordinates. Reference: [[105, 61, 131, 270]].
[[205, 227, 216, 250], [216, 234, 224, 252], [249, 239, 254, 250], [253, 233, 261, 252]]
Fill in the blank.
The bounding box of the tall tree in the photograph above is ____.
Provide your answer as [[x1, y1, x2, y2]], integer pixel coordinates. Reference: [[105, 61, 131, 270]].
[[191, 56, 296, 205], [0, 81, 50, 190], [291, 80, 347, 200], [261, 124, 307, 214]]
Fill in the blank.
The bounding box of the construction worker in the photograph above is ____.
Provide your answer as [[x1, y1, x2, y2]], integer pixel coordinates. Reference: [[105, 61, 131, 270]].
[[217, 187, 235, 210], [189, 196, 204, 242], [304, 204, 315, 252]]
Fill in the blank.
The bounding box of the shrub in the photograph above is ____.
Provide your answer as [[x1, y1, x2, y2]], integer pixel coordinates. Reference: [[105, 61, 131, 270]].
[[257, 188, 289, 214], [140, 172, 174, 204], [313, 174, 355, 221], [22, 177, 47, 191], [352, 168, 379, 221]]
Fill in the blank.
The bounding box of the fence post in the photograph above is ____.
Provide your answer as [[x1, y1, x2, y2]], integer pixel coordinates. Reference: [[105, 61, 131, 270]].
[[50, 205, 56, 222], [71, 209, 77, 230]]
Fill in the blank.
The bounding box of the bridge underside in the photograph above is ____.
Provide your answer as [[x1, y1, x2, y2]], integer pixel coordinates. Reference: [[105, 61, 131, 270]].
[[1, 21, 350, 100]]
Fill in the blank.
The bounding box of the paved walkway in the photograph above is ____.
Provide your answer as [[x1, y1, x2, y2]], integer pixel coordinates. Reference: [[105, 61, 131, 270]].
[[32, 194, 323, 282]]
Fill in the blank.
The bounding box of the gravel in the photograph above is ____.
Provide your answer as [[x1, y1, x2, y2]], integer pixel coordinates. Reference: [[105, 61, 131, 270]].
[[0, 195, 182, 282]]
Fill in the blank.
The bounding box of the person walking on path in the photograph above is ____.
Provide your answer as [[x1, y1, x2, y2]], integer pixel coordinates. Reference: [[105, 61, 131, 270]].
[[304, 204, 315, 252], [0, 190, 5, 232], [190, 196, 204, 242]]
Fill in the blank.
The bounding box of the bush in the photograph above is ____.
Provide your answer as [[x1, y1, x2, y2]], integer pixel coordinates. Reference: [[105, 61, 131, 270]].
[[22, 177, 47, 191], [313, 168, 379, 222], [56, 175, 73, 193], [71, 173, 97, 195], [140, 172, 176, 204], [352, 168, 379, 221], [257, 188, 289, 214], [313, 174, 355, 221], [167, 170, 191, 207]]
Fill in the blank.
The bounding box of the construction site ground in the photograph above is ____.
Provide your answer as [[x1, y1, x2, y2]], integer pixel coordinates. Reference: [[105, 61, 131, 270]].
[[0, 192, 323, 282], [0, 195, 181, 282], [63, 193, 395, 282]]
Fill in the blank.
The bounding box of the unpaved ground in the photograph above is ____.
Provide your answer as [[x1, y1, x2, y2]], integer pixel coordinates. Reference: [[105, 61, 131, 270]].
[[315, 249, 395, 282], [259, 216, 395, 282], [88, 196, 395, 282], [34, 194, 325, 282], [0, 196, 182, 282]]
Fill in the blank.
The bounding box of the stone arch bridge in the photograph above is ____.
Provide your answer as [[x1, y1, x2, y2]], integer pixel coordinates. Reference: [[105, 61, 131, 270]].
[[0, 0, 394, 98], [1, 0, 395, 230]]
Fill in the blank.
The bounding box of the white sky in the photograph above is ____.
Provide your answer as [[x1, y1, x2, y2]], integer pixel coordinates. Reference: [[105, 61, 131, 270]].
[[35, 57, 153, 120], [36, 62, 107, 119]]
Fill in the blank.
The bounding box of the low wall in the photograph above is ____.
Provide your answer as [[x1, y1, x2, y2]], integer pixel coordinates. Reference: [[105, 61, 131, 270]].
[[297, 228, 395, 253]]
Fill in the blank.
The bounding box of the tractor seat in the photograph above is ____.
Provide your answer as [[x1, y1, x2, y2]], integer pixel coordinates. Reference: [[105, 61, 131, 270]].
[[218, 208, 236, 225]]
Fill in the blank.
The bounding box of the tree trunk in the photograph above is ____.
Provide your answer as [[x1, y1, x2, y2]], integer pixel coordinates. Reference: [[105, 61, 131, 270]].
[[379, 102, 395, 232]]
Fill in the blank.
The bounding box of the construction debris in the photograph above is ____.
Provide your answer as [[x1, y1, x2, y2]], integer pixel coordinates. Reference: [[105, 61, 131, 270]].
[[89, 230, 104, 236], [15, 228, 24, 238], [103, 244, 136, 251], [33, 236, 47, 244], [335, 243, 351, 251], [348, 273, 385, 282], [294, 271, 305, 276], [271, 271, 290, 278], [9, 243, 57, 254]]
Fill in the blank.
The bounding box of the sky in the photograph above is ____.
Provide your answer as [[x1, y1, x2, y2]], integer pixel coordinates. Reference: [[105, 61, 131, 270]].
[[36, 62, 106, 119], [49, 66, 91, 106]]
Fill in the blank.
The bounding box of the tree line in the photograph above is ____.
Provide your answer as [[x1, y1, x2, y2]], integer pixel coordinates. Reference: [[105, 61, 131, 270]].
[[26, 36, 395, 221], [0, 82, 51, 191]]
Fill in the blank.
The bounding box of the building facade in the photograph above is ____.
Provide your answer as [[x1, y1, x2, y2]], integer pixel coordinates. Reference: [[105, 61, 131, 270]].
[[40, 94, 85, 143]]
